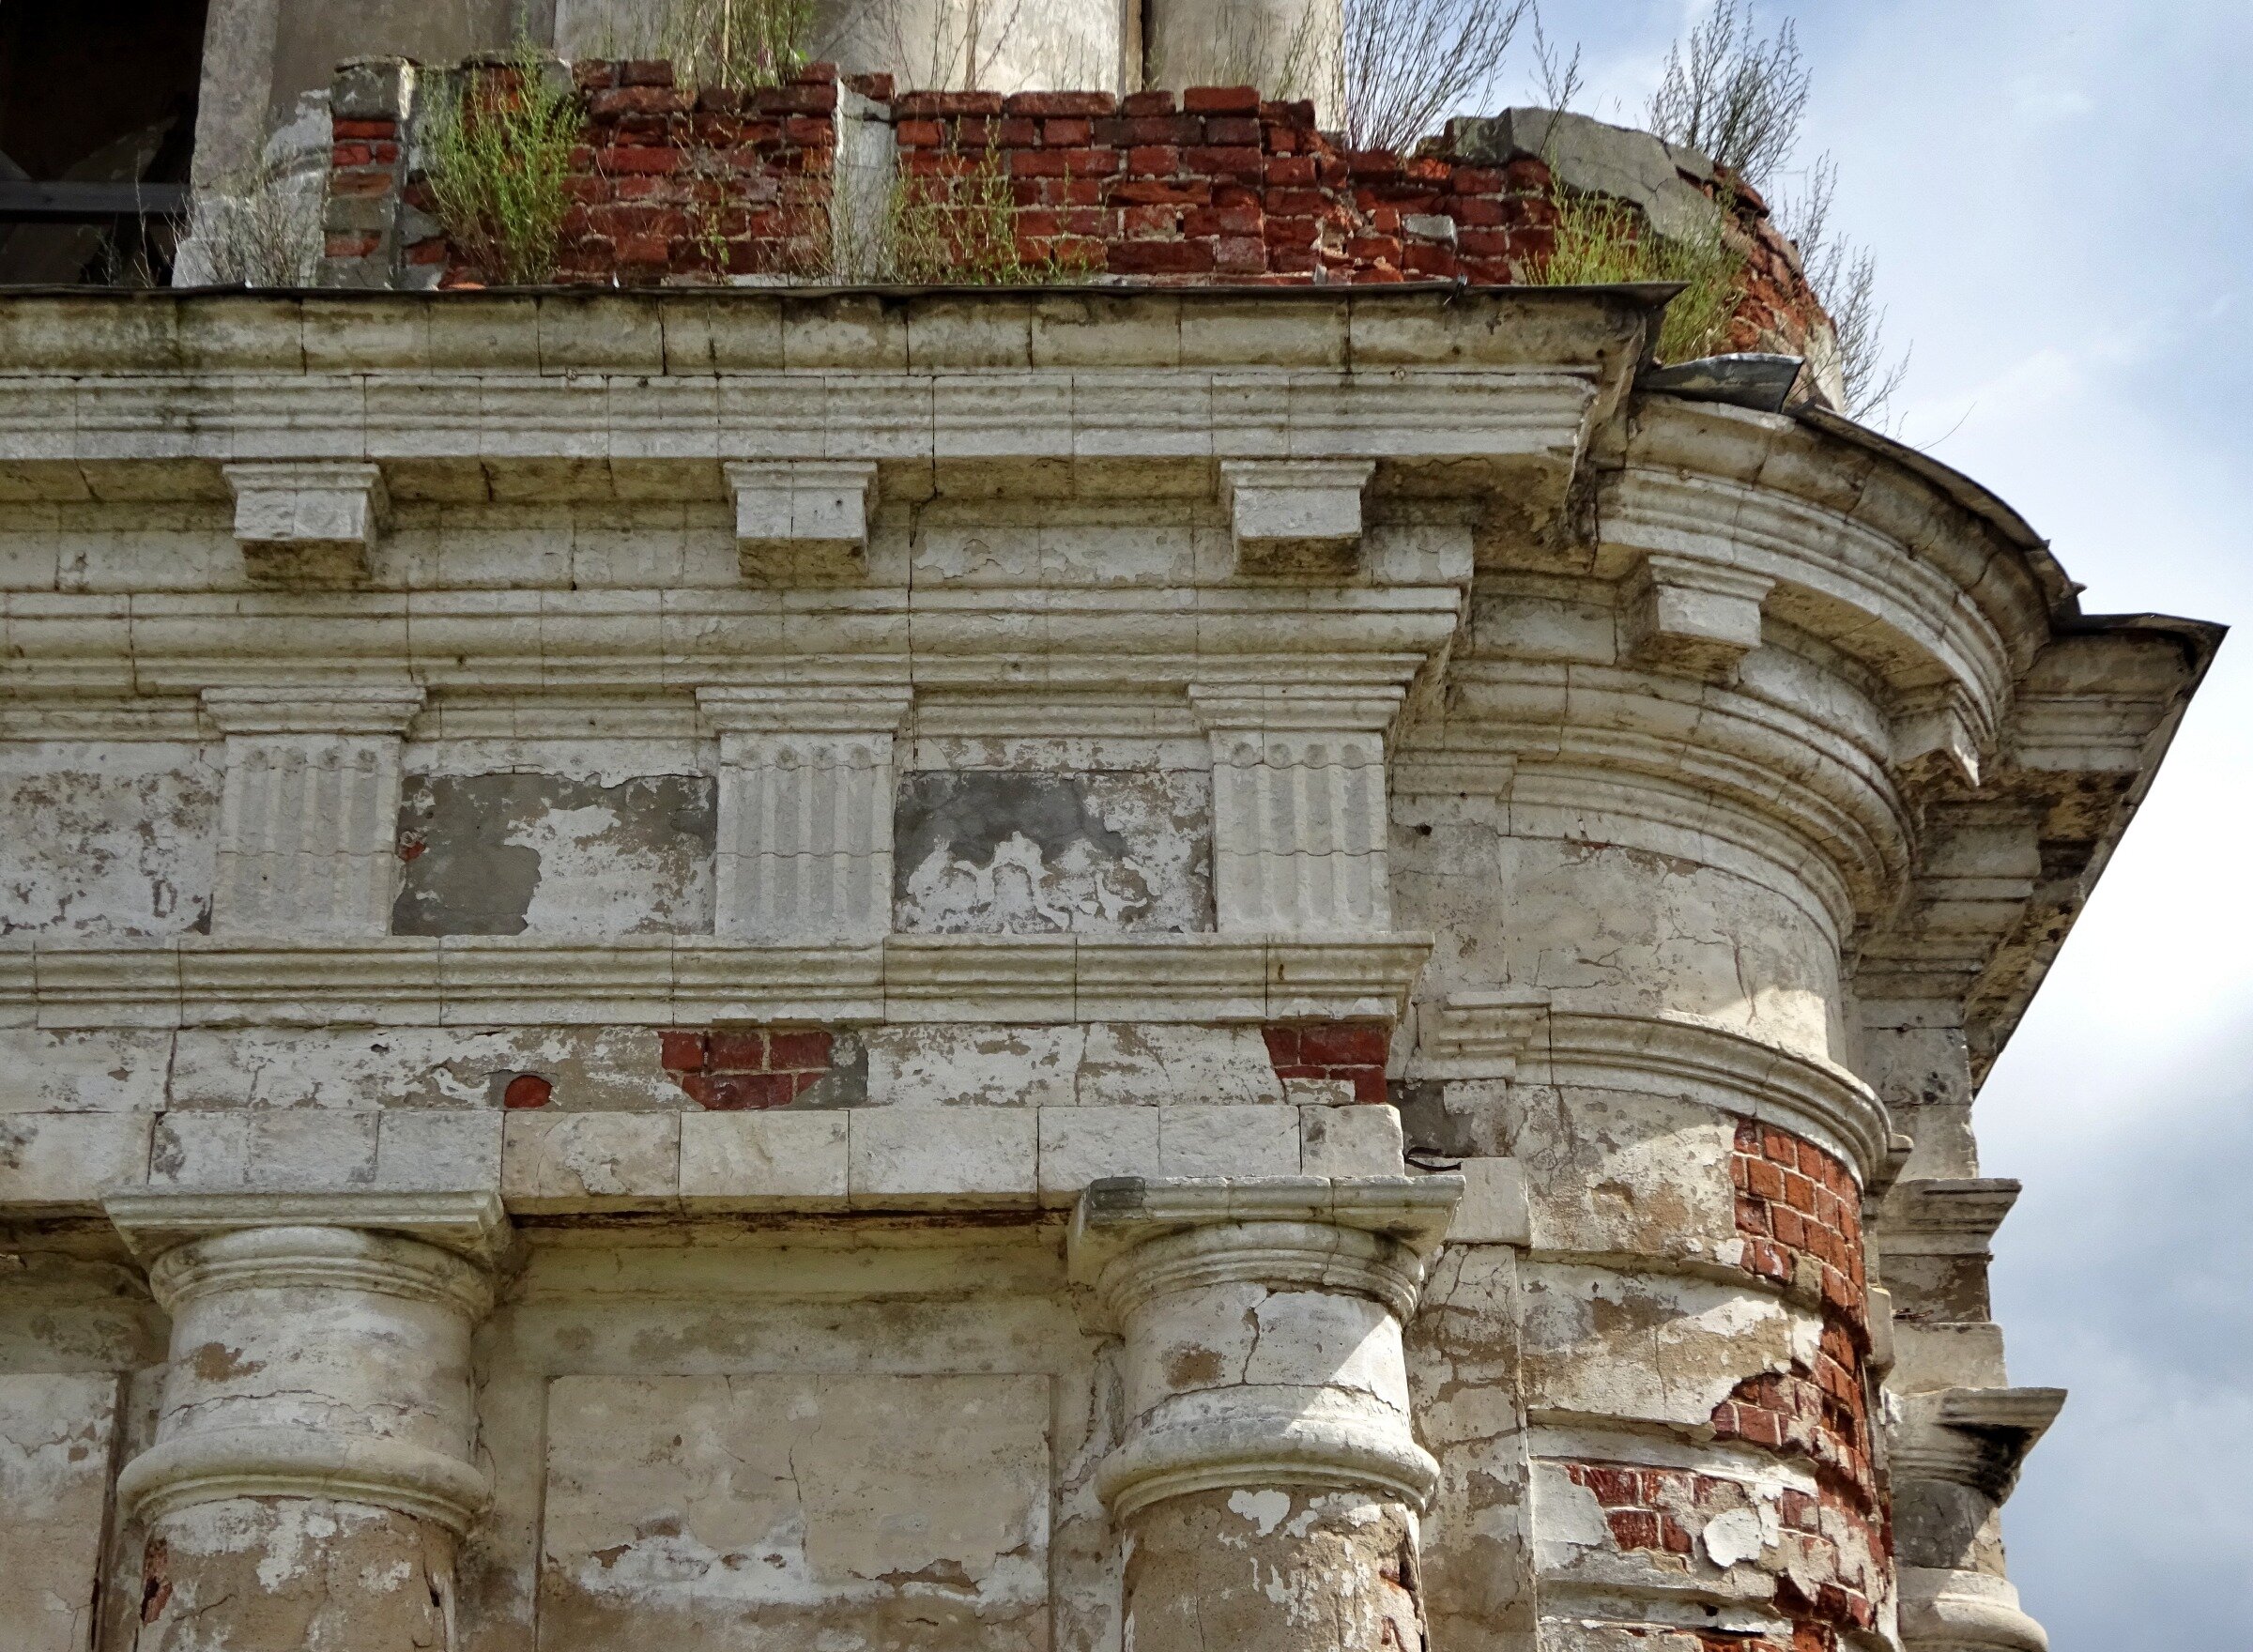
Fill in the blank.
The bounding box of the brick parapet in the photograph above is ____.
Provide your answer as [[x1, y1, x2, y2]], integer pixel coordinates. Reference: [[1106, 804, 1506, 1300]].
[[318, 58, 1829, 352]]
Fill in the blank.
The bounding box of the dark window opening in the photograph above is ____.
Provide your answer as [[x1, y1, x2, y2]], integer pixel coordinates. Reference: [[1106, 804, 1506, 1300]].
[[0, 0, 210, 284]]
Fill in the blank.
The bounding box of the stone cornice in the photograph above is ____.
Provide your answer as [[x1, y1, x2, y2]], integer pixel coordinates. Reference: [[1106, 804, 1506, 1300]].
[[1525, 1010, 1893, 1185], [0, 932, 1431, 1029], [0, 594, 1464, 701], [0, 285, 1657, 378]]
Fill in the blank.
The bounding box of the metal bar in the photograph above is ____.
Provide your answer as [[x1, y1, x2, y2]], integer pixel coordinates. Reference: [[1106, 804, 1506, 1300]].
[[0, 180, 188, 222]]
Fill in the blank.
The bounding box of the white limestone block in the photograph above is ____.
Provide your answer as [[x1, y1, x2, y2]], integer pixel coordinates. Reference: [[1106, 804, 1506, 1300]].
[[848, 1106, 1037, 1207], [0, 1374, 120, 1652], [1157, 1104, 1300, 1178], [1447, 1156, 1532, 1247], [540, 1373, 1050, 1649], [244, 1109, 382, 1188], [502, 1110, 681, 1213], [679, 1109, 849, 1208], [1299, 1103, 1405, 1177], [1038, 1106, 1162, 1205], [0, 1111, 153, 1208], [376, 1109, 504, 1192]]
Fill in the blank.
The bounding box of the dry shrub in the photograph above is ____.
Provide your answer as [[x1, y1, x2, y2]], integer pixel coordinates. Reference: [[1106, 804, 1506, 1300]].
[[589, 0, 815, 92], [878, 143, 1096, 285], [1648, 0, 1809, 191], [421, 42, 581, 285], [1342, 0, 1530, 153]]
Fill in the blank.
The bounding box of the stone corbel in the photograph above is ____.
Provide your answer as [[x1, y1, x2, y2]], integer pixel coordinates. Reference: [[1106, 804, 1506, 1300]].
[[1878, 1177, 2023, 1259], [202, 684, 425, 939], [1894, 681, 1994, 790], [223, 461, 389, 587], [1894, 1385, 2065, 1503], [1220, 459, 1376, 577], [1621, 550, 1774, 682], [728, 459, 881, 583], [699, 681, 915, 942], [1188, 684, 1404, 932]]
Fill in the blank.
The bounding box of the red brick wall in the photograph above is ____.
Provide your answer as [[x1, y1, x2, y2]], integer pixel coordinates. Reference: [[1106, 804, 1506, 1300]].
[[890, 84, 1556, 284]]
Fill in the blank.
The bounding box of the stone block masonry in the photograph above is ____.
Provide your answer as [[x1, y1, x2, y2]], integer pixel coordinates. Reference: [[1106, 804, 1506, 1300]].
[[0, 284, 2218, 1652]]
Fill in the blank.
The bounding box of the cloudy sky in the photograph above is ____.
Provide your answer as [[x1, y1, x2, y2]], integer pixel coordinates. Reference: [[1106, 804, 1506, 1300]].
[[1513, 3, 2251, 1642]]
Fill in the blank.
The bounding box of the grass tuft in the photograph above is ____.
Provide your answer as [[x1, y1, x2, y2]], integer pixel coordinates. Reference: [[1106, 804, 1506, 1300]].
[[1531, 184, 1747, 364]]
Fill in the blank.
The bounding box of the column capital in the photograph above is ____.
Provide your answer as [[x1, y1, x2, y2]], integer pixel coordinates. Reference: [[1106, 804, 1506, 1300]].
[[104, 1187, 510, 1268], [105, 1191, 505, 1541], [1068, 1174, 1459, 1309], [1187, 681, 1404, 737]]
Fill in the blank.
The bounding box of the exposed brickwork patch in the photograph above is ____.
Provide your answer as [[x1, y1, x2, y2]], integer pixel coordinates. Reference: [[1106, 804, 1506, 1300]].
[[1729, 1118, 1867, 1331], [659, 1025, 862, 1109], [1264, 1021, 1389, 1103], [1562, 1460, 1879, 1642]]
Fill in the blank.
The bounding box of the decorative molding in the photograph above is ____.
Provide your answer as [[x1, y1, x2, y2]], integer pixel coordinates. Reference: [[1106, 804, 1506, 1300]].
[[1219, 458, 1375, 577], [1529, 1010, 1893, 1184], [728, 459, 881, 584], [200, 685, 425, 739], [699, 684, 914, 943], [1408, 988, 1551, 1079], [3, 932, 1432, 1030], [1621, 550, 1774, 682], [222, 461, 389, 588], [202, 686, 425, 940]]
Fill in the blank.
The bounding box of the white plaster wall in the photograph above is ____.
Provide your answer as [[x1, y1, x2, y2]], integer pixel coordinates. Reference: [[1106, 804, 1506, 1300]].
[[0, 742, 221, 939], [467, 1226, 1121, 1652], [0, 1373, 122, 1652]]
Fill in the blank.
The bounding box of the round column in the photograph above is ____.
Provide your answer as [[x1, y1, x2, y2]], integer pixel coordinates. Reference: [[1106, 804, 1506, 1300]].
[[117, 1219, 496, 1651], [1074, 1177, 1458, 1652]]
